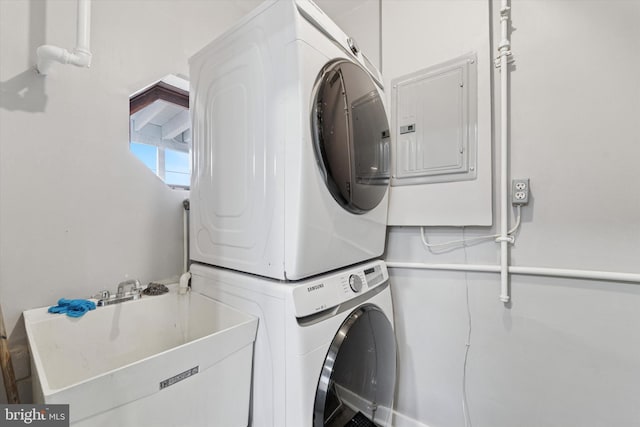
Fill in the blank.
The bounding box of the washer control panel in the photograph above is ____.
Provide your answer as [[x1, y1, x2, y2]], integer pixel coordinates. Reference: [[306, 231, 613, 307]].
[[292, 260, 389, 318]]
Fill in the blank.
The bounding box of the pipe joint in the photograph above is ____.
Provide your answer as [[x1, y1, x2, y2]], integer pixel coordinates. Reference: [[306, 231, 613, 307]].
[[496, 235, 515, 244], [35, 0, 92, 76], [69, 49, 92, 68], [36, 45, 68, 75], [36, 46, 92, 75], [498, 40, 511, 51], [179, 272, 191, 295], [73, 46, 91, 56], [494, 51, 514, 68]]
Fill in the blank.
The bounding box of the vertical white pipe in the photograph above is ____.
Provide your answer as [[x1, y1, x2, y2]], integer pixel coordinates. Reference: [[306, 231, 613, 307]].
[[75, 0, 91, 54], [498, 0, 511, 303], [183, 202, 189, 274]]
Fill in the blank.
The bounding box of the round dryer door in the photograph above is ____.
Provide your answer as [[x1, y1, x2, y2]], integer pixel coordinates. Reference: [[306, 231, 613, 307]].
[[313, 304, 396, 427], [312, 60, 390, 214]]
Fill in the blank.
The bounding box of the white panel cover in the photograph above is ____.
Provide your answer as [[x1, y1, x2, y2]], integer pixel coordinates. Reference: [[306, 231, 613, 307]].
[[190, 14, 285, 277]]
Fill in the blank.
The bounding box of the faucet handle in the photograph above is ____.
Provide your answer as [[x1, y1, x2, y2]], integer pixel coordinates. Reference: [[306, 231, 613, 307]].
[[93, 289, 110, 300]]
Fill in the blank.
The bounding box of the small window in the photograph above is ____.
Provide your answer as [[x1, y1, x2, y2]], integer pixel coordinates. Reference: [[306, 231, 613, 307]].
[[129, 75, 191, 189]]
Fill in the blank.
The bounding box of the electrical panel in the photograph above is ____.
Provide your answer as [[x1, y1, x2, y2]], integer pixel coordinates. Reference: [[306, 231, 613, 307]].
[[391, 53, 478, 186]]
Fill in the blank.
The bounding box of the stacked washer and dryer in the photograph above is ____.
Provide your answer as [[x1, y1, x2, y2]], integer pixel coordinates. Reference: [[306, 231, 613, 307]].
[[189, 1, 396, 426]]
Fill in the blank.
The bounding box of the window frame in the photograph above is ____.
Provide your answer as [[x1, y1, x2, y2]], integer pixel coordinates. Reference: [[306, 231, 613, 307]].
[[129, 81, 191, 190]]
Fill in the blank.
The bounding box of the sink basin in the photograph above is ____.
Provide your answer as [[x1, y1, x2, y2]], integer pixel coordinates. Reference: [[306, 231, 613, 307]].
[[24, 286, 257, 426]]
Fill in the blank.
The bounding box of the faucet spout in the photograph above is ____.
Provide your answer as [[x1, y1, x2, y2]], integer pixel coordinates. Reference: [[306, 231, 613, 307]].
[[94, 279, 142, 307], [117, 279, 142, 297]]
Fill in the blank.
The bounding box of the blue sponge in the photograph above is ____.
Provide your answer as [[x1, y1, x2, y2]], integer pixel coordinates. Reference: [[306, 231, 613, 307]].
[[48, 298, 96, 318]]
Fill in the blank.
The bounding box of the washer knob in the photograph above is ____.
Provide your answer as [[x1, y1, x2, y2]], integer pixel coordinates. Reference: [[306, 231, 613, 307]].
[[349, 274, 363, 293]]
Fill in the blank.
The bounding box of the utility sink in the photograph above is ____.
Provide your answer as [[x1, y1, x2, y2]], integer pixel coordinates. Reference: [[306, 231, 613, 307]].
[[24, 286, 258, 426]]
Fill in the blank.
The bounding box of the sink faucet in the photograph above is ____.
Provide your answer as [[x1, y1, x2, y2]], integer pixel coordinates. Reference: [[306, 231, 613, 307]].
[[95, 279, 142, 307], [117, 279, 142, 297]]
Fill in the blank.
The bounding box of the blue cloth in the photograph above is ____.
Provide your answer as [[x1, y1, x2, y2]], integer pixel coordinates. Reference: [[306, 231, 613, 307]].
[[48, 298, 96, 318]]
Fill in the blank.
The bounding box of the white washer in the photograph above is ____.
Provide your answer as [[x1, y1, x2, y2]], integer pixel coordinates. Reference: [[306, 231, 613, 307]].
[[190, 260, 396, 427], [189, 0, 391, 280]]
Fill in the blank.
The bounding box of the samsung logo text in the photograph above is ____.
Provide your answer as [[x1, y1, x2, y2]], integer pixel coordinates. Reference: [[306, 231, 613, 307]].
[[307, 283, 324, 292]]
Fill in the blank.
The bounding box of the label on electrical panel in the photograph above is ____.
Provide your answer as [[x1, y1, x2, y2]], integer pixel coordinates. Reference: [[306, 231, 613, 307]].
[[400, 124, 416, 134]]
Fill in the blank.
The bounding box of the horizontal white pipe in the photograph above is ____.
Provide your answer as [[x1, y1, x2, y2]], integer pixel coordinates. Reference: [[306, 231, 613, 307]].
[[385, 262, 640, 284], [509, 266, 640, 283], [387, 262, 500, 273], [36, 45, 69, 75]]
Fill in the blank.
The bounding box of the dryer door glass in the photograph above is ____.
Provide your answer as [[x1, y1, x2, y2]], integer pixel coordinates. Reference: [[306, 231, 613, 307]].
[[313, 304, 396, 427], [312, 60, 390, 214]]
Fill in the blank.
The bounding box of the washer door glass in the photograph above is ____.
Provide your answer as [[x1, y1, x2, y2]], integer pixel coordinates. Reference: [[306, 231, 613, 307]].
[[313, 304, 396, 427], [312, 60, 390, 214]]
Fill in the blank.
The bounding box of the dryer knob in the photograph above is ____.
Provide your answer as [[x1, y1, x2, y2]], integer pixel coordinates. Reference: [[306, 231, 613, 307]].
[[349, 274, 363, 293], [347, 37, 359, 55]]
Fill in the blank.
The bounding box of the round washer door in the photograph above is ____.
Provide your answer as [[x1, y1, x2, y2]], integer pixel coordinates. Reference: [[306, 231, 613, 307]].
[[313, 304, 396, 427], [312, 60, 390, 214]]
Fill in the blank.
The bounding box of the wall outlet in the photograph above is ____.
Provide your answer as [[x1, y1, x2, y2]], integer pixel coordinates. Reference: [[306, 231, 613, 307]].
[[512, 178, 530, 205]]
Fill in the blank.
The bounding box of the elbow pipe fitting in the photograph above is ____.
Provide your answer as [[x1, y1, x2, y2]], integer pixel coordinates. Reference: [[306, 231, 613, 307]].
[[69, 48, 92, 68], [36, 45, 68, 75], [179, 272, 191, 295], [36, 45, 92, 75], [35, 0, 92, 75]]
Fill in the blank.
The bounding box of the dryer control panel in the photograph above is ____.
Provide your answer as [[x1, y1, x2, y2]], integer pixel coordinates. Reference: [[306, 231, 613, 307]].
[[292, 260, 389, 318]]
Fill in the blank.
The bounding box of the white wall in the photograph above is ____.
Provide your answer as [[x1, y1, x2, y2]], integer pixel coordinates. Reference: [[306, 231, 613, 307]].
[[0, 0, 248, 402], [321, 0, 381, 70], [382, 1, 640, 426], [385, 0, 493, 227]]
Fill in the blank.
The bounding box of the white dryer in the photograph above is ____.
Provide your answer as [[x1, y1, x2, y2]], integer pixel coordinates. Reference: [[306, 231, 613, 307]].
[[189, 0, 391, 280], [190, 260, 396, 427]]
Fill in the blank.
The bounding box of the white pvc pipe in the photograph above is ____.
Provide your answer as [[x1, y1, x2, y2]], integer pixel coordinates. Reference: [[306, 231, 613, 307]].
[[385, 262, 640, 284], [508, 267, 640, 283], [36, 0, 92, 75], [497, 0, 512, 303], [386, 262, 501, 273], [183, 205, 188, 274], [179, 272, 191, 295], [75, 0, 91, 54], [36, 46, 71, 75]]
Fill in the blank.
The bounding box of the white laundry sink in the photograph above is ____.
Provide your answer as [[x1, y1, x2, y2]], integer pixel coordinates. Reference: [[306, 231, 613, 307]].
[[24, 286, 257, 426]]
